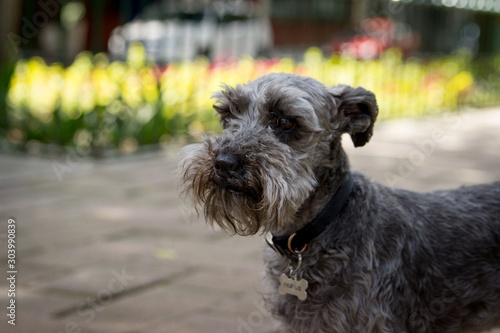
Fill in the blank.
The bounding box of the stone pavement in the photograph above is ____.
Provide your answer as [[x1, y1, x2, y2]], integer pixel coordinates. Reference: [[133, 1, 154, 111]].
[[0, 106, 500, 333]]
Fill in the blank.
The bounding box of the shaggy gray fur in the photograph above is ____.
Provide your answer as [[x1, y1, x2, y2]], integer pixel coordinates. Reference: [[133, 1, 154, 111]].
[[178, 73, 500, 332]]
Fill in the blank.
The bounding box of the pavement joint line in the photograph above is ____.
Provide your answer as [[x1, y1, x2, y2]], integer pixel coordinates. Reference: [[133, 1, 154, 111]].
[[51, 265, 200, 319]]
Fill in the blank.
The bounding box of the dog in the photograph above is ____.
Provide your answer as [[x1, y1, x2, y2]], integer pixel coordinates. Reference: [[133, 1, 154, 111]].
[[178, 73, 500, 333]]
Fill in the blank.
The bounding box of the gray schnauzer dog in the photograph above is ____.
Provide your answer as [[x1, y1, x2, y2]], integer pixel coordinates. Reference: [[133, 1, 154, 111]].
[[178, 73, 500, 333]]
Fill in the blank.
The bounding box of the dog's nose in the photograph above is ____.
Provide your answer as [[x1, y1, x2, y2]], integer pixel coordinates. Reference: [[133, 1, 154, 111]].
[[215, 153, 242, 174]]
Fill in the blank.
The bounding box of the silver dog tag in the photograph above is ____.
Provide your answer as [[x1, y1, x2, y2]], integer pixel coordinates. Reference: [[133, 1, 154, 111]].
[[279, 273, 308, 301]]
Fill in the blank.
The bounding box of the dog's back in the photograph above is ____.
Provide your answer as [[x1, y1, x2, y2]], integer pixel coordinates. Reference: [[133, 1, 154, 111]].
[[364, 177, 500, 332]]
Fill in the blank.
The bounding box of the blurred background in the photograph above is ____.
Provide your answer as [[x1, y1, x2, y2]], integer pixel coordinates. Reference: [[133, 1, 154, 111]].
[[1, 1, 500, 333], [1, 0, 500, 155]]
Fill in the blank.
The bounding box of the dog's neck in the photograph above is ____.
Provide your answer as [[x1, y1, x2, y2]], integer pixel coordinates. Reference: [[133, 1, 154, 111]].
[[274, 143, 350, 237]]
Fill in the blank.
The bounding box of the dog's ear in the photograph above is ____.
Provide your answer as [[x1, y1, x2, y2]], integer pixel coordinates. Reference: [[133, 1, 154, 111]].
[[329, 85, 378, 147]]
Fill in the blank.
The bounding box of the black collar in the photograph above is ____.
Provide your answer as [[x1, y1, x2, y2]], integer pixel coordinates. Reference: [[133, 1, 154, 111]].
[[266, 172, 354, 261]]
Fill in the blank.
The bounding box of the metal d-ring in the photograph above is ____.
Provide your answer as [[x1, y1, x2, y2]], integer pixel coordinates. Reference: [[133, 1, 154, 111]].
[[287, 233, 307, 255]]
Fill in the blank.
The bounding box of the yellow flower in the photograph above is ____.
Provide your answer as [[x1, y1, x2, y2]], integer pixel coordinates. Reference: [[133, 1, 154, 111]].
[[6, 45, 492, 148]]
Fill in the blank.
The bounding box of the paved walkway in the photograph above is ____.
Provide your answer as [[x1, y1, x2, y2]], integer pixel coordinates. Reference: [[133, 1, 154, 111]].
[[1, 107, 500, 333]]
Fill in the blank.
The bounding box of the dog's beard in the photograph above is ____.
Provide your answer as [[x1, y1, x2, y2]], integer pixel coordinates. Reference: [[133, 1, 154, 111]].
[[179, 141, 317, 236]]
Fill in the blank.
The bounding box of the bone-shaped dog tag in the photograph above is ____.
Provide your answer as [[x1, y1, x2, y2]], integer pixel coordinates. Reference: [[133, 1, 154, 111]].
[[279, 273, 308, 301]]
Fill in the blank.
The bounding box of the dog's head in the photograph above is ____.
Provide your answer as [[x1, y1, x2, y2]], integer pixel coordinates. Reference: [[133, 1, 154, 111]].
[[178, 73, 378, 235]]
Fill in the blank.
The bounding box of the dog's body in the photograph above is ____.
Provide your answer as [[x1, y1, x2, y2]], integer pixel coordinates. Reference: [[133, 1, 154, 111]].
[[264, 174, 500, 332], [179, 73, 500, 332]]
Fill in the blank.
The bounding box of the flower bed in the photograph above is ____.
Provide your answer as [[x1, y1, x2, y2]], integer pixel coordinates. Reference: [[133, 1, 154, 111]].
[[4, 44, 500, 154]]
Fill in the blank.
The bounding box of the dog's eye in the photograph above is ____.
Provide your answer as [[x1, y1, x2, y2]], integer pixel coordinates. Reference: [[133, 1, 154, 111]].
[[276, 117, 295, 132]]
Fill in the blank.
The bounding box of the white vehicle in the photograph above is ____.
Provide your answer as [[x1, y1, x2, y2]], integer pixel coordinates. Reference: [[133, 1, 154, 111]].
[[108, 0, 273, 64]]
